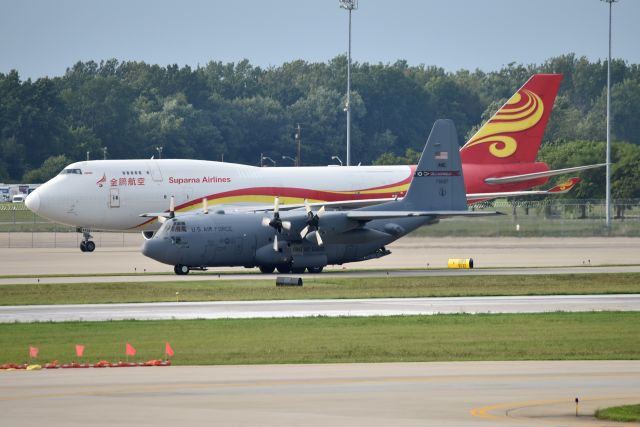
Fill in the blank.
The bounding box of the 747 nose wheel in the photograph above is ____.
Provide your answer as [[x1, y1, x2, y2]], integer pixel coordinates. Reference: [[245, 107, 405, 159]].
[[78, 229, 95, 252], [79, 241, 95, 252]]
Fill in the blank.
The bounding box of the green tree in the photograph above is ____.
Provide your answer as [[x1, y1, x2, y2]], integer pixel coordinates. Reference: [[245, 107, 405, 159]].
[[354, 61, 433, 160], [286, 86, 344, 166], [611, 79, 640, 145], [538, 140, 606, 200], [425, 75, 482, 141], [0, 137, 25, 182], [23, 155, 69, 183], [2, 55, 640, 188], [543, 95, 584, 143], [373, 148, 421, 165], [611, 142, 640, 218], [225, 95, 287, 165], [136, 93, 197, 158]]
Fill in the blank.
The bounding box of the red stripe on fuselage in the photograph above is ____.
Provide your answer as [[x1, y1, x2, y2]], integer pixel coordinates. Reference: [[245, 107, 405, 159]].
[[133, 168, 415, 229]]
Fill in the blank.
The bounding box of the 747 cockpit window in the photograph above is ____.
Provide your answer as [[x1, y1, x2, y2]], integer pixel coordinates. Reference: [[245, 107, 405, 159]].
[[59, 168, 82, 175]]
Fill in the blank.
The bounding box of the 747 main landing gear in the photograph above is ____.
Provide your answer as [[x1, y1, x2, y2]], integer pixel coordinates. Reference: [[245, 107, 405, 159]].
[[78, 229, 95, 252]]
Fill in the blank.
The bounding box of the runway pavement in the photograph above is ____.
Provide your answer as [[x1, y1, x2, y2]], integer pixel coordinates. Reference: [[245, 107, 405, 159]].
[[2, 294, 639, 322], [1, 265, 640, 286], [1, 236, 639, 276], [1, 361, 638, 427], [2, 236, 638, 426]]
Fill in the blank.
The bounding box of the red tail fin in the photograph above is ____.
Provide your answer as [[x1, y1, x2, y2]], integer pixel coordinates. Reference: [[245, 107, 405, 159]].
[[460, 74, 563, 164]]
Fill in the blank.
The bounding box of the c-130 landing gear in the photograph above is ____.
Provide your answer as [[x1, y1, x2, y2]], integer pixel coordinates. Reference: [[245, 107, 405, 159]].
[[78, 228, 96, 252]]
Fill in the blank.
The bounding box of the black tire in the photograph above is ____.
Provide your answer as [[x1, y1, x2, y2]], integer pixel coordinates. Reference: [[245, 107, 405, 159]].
[[174, 264, 190, 275], [291, 267, 306, 274], [85, 241, 96, 252], [259, 265, 275, 274], [79, 242, 87, 252], [307, 266, 324, 273], [276, 264, 291, 274]]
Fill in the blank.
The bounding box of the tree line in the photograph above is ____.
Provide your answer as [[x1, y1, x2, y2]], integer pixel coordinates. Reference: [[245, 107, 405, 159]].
[[1, 54, 639, 199]]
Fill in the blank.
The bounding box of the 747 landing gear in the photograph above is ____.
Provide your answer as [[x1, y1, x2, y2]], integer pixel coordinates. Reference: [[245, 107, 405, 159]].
[[79, 229, 95, 252], [80, 241, 95, 252]]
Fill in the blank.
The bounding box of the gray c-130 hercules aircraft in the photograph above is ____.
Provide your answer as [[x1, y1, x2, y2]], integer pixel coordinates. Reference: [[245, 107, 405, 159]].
[[142, 119, 498, 275]]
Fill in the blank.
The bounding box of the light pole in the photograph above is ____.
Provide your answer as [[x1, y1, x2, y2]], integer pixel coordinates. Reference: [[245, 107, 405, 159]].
[[156, 146, 163, 160], [331, 155, 343, 166], [602, 0, 617, 230], [340, 0, 357, 166], [282, 155, 297, 165], [295, 124, 302, 167], [103, 147, 107, 160], [261, 155, 276, 167]]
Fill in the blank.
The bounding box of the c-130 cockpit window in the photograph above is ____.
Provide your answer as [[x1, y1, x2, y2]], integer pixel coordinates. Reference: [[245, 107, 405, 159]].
[[170, 221, 187, 233]]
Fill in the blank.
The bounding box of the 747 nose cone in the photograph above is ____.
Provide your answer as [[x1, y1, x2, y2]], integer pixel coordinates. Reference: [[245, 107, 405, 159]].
[[25, 192, 40, 213]]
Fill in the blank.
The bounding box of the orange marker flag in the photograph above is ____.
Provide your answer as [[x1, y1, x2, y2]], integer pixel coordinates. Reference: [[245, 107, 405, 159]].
[[75, 344, 85, 357], [29, 346, 39, 358], [125, 342, 136, 356], [165, 342, 174, 357]]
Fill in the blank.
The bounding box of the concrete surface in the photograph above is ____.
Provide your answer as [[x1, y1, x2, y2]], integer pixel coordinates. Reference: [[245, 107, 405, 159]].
[[2, 265, 640, 286], [1, 361, 638, 427], [1, 236, 638, 277], [2, 294, 640, 323]]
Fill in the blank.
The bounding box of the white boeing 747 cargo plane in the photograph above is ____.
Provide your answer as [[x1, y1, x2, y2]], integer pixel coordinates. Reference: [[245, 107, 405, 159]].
[[25, 75, 601, 251]]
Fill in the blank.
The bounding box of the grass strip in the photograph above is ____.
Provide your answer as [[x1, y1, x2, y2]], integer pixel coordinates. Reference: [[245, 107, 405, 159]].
[[0, 312, 638, 365], [595, 404, 640, 422], [1, 273, 639, 306]]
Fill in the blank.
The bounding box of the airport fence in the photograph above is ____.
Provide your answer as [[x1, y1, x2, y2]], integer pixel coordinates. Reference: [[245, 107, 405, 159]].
[[0, 199, 639, 248], [0, 203, 142, 248], [415, 198, 640, 238]]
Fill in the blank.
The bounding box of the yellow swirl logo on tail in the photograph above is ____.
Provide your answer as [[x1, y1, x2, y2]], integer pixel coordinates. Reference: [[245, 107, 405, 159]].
[[557, 179, 573, 191], [464, 89, 544, 158]]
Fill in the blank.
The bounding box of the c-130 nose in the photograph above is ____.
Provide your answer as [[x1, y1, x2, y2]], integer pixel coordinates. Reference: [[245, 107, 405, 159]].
[[142, 238, 170, 264], [142, 238, 158, 258]]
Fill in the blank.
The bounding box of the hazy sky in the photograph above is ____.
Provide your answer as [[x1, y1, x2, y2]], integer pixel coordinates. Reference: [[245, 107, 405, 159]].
[[2, 0, 639, 80]]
